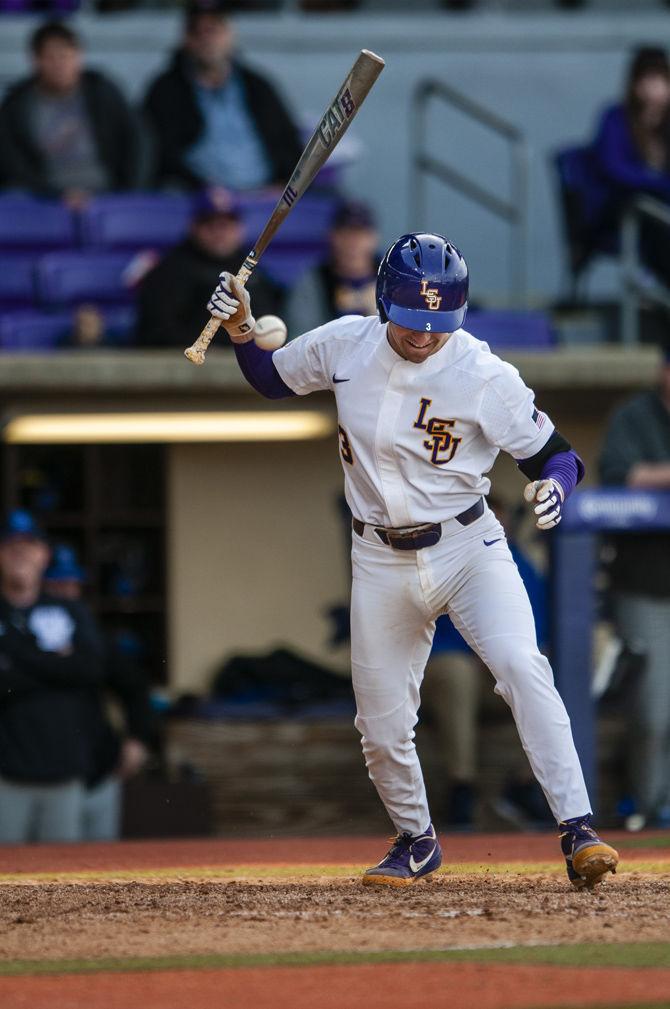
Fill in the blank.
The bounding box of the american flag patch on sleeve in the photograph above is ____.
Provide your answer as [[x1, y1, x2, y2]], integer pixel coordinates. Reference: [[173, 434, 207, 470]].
[[532, 408, 546, 430]]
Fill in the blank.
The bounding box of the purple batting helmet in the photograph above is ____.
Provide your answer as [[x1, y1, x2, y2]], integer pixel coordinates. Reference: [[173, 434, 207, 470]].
[[376, 233, 469, 333]]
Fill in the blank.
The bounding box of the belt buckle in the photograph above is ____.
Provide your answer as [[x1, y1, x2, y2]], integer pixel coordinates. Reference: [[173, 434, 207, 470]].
[[382, 524, 442, 551]]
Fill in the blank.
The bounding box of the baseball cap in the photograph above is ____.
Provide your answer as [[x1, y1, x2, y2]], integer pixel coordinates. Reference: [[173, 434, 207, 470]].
[[0, 509, 48, 544], [192, 189, 242, 225], [45, 544, 84, 583], [185, 0, 233, 29], [331, 200, 376, 231]]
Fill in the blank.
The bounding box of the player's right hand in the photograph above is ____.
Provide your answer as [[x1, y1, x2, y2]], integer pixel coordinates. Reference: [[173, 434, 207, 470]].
[[207, 271, 256, 343]]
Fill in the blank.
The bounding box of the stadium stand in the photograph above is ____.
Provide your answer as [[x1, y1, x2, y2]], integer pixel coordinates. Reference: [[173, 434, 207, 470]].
[[0, 191, 338, 348], [0, 194, 76, 250]]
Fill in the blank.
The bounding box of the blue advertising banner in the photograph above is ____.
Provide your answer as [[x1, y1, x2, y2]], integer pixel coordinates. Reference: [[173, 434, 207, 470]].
[[553, 490, 670, 810]]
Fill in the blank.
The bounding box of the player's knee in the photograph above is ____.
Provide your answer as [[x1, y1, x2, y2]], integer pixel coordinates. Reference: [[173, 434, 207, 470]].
[[355, 711, 415, 756], [359, 734, 416, 777], [489, 640, 552, 697]]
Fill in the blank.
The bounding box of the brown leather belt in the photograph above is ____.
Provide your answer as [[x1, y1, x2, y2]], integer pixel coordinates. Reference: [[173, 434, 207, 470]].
[[352, 498, 484, 551]]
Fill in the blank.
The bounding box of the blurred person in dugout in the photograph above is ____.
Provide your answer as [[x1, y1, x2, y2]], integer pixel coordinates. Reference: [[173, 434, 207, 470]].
[[143, 0, 302, 190], [591, 46, 670, 286], [287, 200, 380, 335], [0, 20, 143, 204], [44, 544, 154, 842], [421, 495, 551, 831], [136, 191, 283, 347], [0, 512, 105, 844], [599, 350, 670, 830]]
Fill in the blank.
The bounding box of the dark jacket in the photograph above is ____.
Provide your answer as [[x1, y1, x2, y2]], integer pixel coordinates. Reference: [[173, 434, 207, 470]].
[[135, 237, 285, 347], [143, 52, 303, 188], [85, 644, 157, 788], [0, 594, 105, 784], [0, 69, 144, 194], [599, 390, 670, 597]]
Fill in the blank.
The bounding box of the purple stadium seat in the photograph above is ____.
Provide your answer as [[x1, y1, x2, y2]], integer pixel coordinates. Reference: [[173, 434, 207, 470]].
[[80, 194, 193, 251], [0, 311, 71, 350], [261, 245, 325, 287], [466, 311, 555, 350], [0, 255, 37, 308], [36, 252, 138, 306], [0, 196, 77, 252], [0, 0, 79, 9], [0, 305, 136, 350], [236, 192, 336, 247]]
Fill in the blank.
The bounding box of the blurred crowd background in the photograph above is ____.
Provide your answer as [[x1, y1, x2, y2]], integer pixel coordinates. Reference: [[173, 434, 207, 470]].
[[0, 0, 669, 845]]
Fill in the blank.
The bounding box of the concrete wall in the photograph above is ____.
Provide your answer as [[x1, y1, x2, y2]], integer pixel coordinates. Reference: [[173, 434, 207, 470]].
[[2, 11, 670, 303], [167, 437, 350, 694]]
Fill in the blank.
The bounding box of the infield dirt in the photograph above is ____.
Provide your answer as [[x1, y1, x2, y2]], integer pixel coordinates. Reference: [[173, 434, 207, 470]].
[[1, 872, 669, 962]]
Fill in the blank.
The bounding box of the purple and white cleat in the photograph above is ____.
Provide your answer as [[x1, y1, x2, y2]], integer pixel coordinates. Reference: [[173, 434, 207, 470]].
[[559, 814, 619, 890], [362, 823, 442, 887]]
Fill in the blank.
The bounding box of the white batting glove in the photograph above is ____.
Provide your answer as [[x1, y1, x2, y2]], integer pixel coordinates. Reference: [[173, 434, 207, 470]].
[[523, 478, 565, 530], [207, 271, 256, 343]]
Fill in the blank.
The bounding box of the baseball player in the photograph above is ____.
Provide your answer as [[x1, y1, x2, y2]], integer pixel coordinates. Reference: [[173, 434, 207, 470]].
[[207, 233, 619, 890]]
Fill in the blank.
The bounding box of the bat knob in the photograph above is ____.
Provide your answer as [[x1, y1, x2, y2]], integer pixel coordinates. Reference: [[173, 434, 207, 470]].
[[184, 347, 205, 366]]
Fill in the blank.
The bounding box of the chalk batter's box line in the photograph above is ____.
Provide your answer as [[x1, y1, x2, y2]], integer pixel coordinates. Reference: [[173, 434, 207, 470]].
[[0, 860, 669, 885]]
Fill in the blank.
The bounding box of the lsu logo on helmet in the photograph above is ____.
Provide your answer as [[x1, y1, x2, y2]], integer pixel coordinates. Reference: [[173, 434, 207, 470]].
[[419, 280, 442, 311]]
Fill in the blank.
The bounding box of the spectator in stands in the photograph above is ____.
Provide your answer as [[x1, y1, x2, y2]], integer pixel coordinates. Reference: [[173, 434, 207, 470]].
[[0, 21, 142, 203], [143, 0, 302, 190], [44, 545, 154, 841], [599, 350, 670, 830], [592, 46, 670, 284], [287, 200, 379, 336], [136, 191, 283, 347], [0, 512, 105, 844]]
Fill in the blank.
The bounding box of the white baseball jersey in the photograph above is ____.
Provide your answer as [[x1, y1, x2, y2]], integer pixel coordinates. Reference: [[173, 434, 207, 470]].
[[273, 314, 554, 527]]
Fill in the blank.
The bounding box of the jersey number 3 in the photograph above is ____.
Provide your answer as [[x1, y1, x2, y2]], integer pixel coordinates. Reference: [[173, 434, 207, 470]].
[[338, 425, 354, 465]]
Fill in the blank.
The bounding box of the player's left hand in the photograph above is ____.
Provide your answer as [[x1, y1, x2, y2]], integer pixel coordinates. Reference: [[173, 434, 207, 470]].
[[207, 272, 256, 343], [523, 478, 564, 530]]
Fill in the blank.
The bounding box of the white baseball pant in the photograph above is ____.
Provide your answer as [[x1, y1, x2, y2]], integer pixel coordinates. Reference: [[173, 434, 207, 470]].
[[350, 502, 591, 836]]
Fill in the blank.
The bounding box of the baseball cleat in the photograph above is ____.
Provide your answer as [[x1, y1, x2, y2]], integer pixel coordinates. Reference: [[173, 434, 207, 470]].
[[559, 814, 619, 890], [362, 823, 442, 887]]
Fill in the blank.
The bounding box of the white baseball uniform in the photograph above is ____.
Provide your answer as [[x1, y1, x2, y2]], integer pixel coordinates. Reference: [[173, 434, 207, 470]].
[[273, 314, 591, 834]]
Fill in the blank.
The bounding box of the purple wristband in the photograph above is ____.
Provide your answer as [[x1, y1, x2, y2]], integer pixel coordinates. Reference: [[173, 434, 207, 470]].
[[233, 341, 295, 400], [540, 450, 584, 499]]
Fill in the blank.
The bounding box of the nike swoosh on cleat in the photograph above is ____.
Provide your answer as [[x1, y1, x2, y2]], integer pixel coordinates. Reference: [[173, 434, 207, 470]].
[[409, 846, 436, 873], [483, 538, 502, 546], [332, 374, 350, 383]]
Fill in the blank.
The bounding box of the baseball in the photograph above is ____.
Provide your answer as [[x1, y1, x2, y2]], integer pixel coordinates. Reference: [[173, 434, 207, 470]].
[[253, 315, 288, 351]]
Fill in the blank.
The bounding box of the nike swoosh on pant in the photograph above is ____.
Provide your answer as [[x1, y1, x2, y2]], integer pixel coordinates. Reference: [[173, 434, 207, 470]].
[[332, 374, 350, 383], [483, 538, 502, 546], [409, 846, 436, 873]]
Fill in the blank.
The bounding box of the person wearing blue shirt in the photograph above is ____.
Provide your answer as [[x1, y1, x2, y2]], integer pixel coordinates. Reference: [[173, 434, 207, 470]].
[[144, 1, 302, 191]]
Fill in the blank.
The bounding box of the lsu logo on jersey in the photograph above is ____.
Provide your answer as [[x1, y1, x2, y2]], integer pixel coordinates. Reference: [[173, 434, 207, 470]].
[[413, 397, 461, 466], [419, 280, 442, 311]]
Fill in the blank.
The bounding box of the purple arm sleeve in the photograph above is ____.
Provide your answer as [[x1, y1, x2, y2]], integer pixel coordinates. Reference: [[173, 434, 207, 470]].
[[233, 341, 296, 400], [540, 450, 585, 499]]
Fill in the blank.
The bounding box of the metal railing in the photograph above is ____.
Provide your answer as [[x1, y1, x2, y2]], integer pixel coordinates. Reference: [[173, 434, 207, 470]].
[[620, 195, 670, 345], [410, 79, 529, 305]]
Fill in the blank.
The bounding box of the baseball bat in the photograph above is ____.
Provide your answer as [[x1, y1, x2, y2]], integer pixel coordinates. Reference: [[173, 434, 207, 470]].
[[184, 48, 385, 365]]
